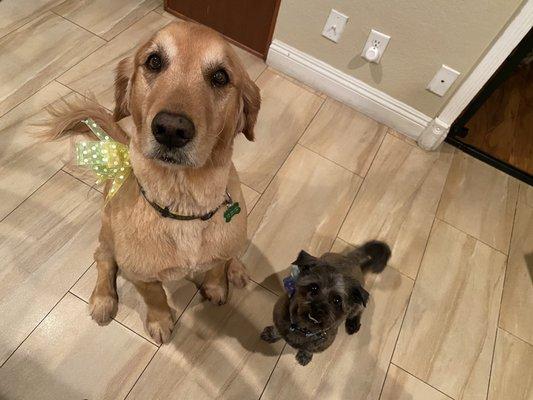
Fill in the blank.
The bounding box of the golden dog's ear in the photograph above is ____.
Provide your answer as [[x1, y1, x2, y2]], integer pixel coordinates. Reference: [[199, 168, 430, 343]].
[[113, 57, 134, 121], [239, 77, 261, 141]]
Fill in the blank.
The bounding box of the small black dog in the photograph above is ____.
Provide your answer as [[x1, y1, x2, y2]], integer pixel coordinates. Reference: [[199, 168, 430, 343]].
[[261, 241, 391, 365]]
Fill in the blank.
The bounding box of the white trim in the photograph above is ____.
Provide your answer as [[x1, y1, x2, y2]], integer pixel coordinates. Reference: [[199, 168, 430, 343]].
[[417, 118, 450, 151], [267, 39, 431, 140], [438, 0, 533, 125]]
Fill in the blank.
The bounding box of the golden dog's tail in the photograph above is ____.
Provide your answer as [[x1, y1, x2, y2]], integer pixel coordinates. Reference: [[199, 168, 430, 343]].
[[36, 95, 129, 145]]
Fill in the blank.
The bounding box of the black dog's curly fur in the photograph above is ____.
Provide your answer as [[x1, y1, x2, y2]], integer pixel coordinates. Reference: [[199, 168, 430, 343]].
[[261, 241, 391, 365]]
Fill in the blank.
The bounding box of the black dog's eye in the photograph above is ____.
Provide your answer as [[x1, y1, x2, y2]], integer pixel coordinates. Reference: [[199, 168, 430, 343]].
[[211, 69, 229, 87], [332, 295, 343, 307], [308, 283, 319, 295], [146, 53, 162, 72]]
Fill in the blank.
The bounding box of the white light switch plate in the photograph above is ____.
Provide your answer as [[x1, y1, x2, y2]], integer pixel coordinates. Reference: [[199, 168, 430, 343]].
[[322, 9, 349, 43], [427, 65, 460, 96]]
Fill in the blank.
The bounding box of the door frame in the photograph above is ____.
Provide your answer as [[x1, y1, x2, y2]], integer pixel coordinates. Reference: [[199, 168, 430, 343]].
[[163, 0, 282, 59], [417, 0, 532, 151]]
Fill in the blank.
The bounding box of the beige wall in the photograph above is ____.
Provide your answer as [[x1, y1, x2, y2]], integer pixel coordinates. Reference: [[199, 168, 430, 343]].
[[273, 0, 523, 117]]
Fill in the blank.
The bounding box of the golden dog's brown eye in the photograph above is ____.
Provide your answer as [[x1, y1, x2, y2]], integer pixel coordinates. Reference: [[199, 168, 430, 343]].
[[211, 69, 229, 87], [146, 53, 162, 71], [332, 295, 342, 307], [308, 283, 319, 295]]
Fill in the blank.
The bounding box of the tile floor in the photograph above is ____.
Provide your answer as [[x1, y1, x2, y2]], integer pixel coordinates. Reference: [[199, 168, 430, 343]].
[[0, 2, 532, 400]]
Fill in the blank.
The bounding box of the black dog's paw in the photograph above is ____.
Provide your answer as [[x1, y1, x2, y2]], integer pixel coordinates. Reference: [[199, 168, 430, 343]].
[[295, 350, 313, 366], [345, 317, 361, 335], [261, 326, 281, 343]]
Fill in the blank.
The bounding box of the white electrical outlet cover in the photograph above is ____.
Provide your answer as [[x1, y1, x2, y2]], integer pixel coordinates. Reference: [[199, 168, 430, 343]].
[[427, 65, 460, 96], [361, 29, 391, 63], [322, 9, 349, 43]]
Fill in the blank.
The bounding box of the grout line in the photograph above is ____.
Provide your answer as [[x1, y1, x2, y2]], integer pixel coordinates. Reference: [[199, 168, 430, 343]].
[[377, 196, 445, 398], [122, 288, 200, 399], [0, 291, 70, 368], [51, 10, 108, 42], [0, 260, 96, 368], [298, 142, 365, 178], [242, 97, 326, 257], [250, 279, 280, 297], [498, 326, 533, 347], [51, 35, 108, 85], [390, 363, 455, 400], [253, 65, 268, 83], [54, 80, 114, 113], [61, 168, 103, 193], [67, 291, 158, 348], [329, 131, 387, 241], [434, 217, 509, 257], [258, 342, 287, 400], [485, 190, 520, 399], [0, 169, 61, 224], [267, 67, 327, 99], [123, 346, 160, 400]]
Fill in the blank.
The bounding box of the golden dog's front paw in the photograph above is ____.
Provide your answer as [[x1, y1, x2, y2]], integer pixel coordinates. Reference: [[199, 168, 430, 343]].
[[200, 283, 227, 305], [89, 293, 118, 326], [227, 259, 250, 289], [146, 312, 174, 345]]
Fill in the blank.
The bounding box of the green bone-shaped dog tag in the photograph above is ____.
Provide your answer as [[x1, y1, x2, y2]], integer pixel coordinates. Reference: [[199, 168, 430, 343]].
[[224, 202, 241, 223]]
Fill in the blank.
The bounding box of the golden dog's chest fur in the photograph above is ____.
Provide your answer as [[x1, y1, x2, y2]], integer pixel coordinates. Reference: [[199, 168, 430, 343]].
[[108, 166, 247, 282]]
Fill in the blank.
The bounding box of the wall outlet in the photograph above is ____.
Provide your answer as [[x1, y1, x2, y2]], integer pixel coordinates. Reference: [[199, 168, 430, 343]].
[[361, 29, 391, 63], [427, 65, 460, 96], [322, 9, 349, 43]]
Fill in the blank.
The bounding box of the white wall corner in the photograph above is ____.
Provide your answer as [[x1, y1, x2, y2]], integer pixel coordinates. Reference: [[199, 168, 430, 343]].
[[417, 118, 450, 151]]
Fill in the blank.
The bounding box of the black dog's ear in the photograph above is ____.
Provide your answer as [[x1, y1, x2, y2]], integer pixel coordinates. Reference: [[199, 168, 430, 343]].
[[292, 250, 318, 275], [350, 283, 369, 307], [292, 250, 317, 267]]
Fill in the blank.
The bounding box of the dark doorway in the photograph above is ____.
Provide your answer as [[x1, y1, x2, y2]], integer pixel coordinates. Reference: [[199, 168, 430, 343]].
[[447, 29, 532, 185], [165, 0, 281, 59]]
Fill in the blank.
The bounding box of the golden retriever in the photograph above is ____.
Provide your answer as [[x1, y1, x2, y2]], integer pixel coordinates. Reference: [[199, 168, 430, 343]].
[[43, 21, 261, 344]]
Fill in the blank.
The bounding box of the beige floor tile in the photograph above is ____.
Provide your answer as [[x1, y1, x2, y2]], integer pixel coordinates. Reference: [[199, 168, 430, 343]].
[[53, 0, 160, 40], [338, 135, 454, 279], [261, 239, 413, 400], [0, 12, 104, 117], [381, 365, 453, 400], [241, 183, 261, 213], [0, 172, 101, 364], [0, 0, 63, 38], [267, 67, 327, 98], [499, 200, 533, 345], [57, 11, 171, 110], [299, 98, 387, 176], [519, 182, 533, 207], [71, 267, 197, 344], [127, 282, 283, 400], [437, 151, 519, 254], [388, 128, 418, 147], [231, 45, 267, 82], [488, 329, 533, 400], [243, 145, 361, 293], [233, 70, 324, 192], [0, 293, 156, 400], [0, 82, 72, 219], [393, 219, 506, 400]]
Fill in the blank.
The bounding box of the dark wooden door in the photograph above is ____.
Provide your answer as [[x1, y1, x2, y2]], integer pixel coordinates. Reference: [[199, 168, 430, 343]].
[[165, 0, 281, 59]]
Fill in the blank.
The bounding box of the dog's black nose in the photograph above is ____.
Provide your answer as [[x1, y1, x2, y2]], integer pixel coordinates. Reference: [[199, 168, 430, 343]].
[[151, 112, 195, 148]]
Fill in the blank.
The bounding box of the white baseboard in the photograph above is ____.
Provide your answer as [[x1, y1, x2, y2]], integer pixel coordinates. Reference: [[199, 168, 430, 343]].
[[267, 39, 431, 140]]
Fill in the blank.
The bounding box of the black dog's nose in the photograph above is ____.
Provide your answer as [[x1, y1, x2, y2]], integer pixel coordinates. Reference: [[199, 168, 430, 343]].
[[151, 112, 195, 148]]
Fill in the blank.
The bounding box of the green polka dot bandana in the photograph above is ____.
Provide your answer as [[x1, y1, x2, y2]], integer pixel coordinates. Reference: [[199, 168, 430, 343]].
[[76, 118, 131, 200]]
